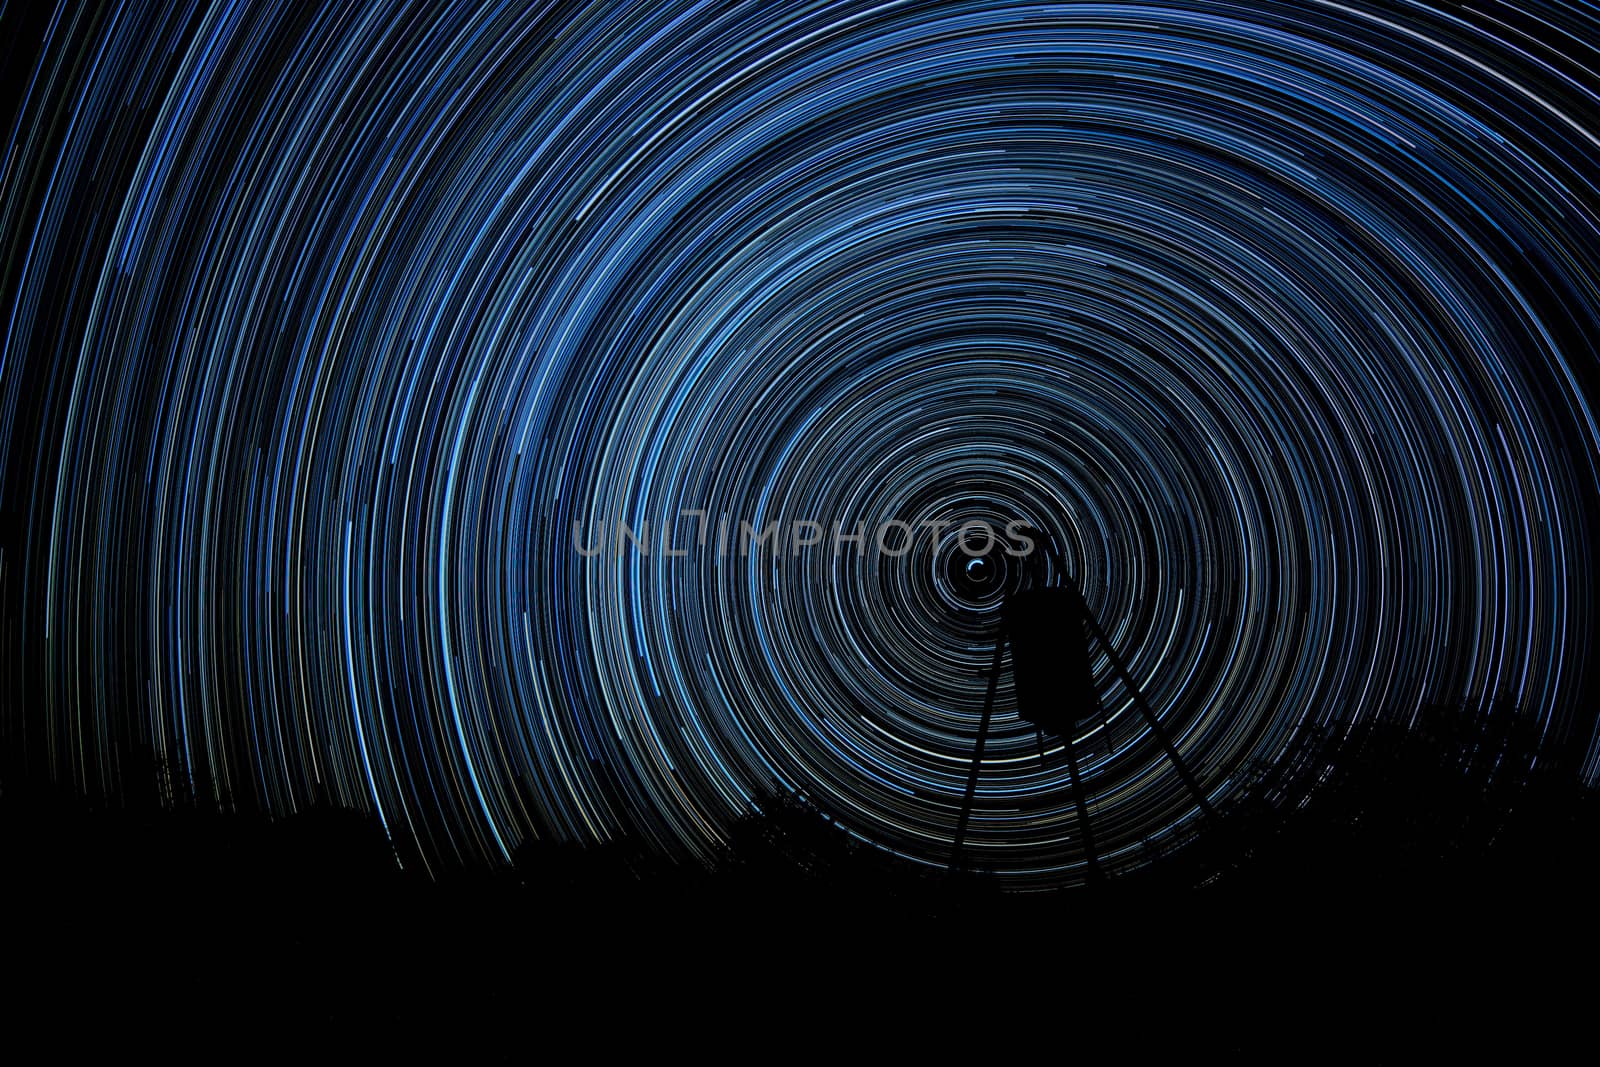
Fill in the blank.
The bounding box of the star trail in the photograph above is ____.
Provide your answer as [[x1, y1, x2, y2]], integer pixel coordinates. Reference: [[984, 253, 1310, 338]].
[[3, 0, 1598, 887]]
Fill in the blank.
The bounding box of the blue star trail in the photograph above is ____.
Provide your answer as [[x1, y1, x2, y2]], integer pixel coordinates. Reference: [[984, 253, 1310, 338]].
[[3, 0, 1597, 887]]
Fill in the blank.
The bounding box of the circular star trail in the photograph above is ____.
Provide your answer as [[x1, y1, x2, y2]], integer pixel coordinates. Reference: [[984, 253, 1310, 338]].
[[4, 0, 1599, 886]]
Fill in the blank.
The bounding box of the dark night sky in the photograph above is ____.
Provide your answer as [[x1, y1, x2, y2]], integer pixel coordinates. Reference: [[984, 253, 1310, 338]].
[[3, 0, 1599, 888]]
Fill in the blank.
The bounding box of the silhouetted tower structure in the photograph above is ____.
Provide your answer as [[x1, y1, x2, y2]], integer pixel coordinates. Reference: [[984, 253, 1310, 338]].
[[951, 526, 1214, 882]]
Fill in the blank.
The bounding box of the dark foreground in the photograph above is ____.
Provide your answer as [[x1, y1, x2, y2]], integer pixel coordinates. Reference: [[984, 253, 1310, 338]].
[[7, 703, 1595, 1056]]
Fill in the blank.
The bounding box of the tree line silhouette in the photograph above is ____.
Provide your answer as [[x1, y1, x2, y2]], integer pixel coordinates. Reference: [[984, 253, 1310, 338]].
[[6, 697, 1593, 919]]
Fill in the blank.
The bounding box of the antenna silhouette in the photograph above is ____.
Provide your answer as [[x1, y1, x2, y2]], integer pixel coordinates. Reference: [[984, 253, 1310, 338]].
[[951, 525, 1215, 881]]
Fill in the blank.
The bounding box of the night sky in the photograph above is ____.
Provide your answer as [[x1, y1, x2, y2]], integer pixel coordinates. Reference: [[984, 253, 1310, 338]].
[[3, 0, 1598, 890]]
